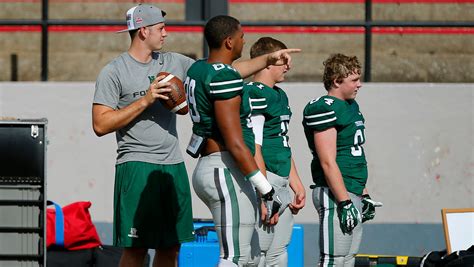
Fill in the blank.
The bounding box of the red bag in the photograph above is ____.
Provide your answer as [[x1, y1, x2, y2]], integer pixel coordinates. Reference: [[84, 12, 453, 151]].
[[46, 201, 101, 250]]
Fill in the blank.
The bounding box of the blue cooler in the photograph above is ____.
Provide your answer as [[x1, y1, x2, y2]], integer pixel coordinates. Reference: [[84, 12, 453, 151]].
[[178, 221, 304, 267], [288, 224, 304, 267], [179, 221, 219, 267]]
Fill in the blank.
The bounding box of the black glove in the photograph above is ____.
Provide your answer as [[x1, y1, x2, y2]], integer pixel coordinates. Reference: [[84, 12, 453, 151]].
[[262, 188, 283, 223], [361, 194, 383, 223]]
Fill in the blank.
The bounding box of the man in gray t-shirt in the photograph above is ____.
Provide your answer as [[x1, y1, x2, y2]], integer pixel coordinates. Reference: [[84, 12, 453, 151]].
[[92, 4, 194, 267]]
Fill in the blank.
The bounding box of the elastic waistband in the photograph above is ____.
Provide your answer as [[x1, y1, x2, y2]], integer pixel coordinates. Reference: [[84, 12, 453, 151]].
[[198, 151, 237, 169], [266, 171, 289, 187]]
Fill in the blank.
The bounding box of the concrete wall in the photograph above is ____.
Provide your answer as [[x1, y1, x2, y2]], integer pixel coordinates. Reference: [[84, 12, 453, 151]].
[[0, 82, 472, 263]]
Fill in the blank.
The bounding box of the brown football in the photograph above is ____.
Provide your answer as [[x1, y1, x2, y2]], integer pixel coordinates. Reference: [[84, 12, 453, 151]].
[[157, 72, 188, 115]]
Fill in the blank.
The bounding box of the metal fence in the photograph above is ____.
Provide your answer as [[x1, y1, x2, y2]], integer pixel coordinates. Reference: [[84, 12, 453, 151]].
[[0, 0, 473, 81]]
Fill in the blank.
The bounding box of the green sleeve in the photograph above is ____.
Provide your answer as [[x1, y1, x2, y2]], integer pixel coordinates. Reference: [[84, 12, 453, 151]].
[[209, 66, 243, 100], [303, 97, 338, 132], [247, 82, 267, 116]]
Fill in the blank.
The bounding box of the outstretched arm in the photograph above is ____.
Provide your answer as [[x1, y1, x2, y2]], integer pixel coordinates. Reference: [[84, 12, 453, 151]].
[[233, 48, 301, 78]]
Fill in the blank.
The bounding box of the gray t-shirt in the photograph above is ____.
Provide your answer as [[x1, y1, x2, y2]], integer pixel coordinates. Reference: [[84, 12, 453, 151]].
[[94, 51, 194, 165]]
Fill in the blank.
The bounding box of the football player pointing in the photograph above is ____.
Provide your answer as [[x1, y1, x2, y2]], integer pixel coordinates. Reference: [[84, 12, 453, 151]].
[[302, 54, 382, 267], [186, 16, 300, 266]]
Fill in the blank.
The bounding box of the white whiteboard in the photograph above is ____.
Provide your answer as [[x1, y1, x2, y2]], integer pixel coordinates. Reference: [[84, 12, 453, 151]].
[[442, 208, 474, 253]]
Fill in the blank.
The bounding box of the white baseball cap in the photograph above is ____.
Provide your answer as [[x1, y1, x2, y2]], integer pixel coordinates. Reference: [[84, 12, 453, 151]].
[[117, 4, 166, 33]]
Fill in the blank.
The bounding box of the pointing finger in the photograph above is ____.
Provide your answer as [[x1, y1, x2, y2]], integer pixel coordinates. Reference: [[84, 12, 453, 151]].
[[281, 48, 302, 54]]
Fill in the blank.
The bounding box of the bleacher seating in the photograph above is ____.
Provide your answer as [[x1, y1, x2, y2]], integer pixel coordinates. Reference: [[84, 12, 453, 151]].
[[0, 0, 472, 82]]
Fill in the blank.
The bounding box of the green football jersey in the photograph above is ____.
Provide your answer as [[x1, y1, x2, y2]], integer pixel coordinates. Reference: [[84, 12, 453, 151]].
[[185, 59, 255, 154], [302, 95, 367, 195], [246, 82, 292, 177]]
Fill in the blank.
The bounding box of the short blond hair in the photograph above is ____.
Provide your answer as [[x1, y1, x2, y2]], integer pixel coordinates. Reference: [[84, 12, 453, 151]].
[[323, 54, 361, 91], [250, 37, 287, 59]]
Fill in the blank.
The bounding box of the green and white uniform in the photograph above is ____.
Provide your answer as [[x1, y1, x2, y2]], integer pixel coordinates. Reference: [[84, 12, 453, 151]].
[[185, 59, 255, 155], [247, 82, 292, 176], [303, 96, 367, 195], [312, 187, 363, 267], [246, 82, 294, 267], [303, 95, 367, 266], [186, 59, 258, 266]]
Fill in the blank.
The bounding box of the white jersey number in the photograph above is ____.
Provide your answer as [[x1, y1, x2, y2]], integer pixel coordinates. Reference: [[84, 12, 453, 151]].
[[280, 121, 290, 147], [184, 77, 200, 123], [351, 129, 365, 156]]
